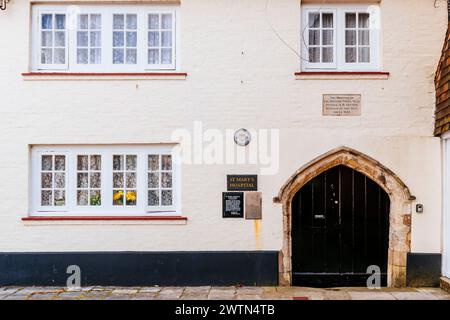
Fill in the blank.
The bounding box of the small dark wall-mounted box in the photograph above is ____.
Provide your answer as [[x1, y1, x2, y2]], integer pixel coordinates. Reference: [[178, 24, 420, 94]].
[[223, 192, 244, 218]]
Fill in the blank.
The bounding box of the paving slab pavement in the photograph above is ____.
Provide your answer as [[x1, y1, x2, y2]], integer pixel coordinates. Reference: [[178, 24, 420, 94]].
[[390, 291, 437, 300], [236, 287, 265, 295], [181, 294, 209, 300], [139, 287, 162, 294], [184, 286, 211, 295], [0, 286, 448, 300], [348, 291, 396, 300], [131, 293, 159, 300], [112, 289, 139, 295]]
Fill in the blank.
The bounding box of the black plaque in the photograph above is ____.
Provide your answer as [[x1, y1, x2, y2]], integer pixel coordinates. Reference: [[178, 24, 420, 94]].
[[227, 175, 258, 191], [222, 192, 244, 218]]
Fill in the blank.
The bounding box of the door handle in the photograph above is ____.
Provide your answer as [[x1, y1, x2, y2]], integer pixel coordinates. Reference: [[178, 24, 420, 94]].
[[314, 214, 325, 219]]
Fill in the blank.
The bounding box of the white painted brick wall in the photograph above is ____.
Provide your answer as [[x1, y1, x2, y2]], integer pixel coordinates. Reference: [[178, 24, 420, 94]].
[[0, 0, 446, 253]]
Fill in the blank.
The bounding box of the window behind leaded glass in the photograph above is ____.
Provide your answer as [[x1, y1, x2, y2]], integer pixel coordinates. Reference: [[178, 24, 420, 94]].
[[39, 13, 67, 68], [113, 154, 137, 206], [40, 154, 67, 208], [148, 154, 173, 208], [32, 147, 178, 216], [76, 155, 102, 206]]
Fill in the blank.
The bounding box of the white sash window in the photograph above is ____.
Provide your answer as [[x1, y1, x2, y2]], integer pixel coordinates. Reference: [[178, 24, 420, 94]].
[[38, 12, 68, 69], [38, 153, 68, 211], [76, 155, 102, 206], [302, 4, 380, 71], [147, 154, 174, 211], [31, 145, 180, 216], [77, 14, 102, 65], [31, 4, 179, 72], [147, 13, 175, 67], [305, 10, 337, 68]]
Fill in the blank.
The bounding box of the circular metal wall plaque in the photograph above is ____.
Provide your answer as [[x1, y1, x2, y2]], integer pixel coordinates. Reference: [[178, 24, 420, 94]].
[[234, 128, 251, 146]]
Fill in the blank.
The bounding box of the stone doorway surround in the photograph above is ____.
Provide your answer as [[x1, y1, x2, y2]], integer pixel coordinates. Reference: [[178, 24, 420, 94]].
[[273, 146, 415, 287]]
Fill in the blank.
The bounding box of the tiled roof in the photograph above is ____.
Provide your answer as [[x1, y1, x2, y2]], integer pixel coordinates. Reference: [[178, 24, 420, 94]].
[[435, 23, 450, 136]]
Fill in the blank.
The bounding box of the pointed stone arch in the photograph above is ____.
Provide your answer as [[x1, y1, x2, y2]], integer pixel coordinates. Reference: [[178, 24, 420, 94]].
[[274, 146, 414, 287]]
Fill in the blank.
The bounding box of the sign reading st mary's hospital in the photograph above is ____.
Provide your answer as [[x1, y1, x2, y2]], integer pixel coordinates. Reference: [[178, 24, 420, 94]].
[[227, 175, 258, 191]]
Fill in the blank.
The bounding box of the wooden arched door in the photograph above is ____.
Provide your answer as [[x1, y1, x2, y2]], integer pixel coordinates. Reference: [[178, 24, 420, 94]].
[[291, 165, 390, 287]]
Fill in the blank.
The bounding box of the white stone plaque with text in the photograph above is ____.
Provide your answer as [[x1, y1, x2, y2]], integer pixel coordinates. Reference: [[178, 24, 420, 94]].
[[323, 94, 361, 116]]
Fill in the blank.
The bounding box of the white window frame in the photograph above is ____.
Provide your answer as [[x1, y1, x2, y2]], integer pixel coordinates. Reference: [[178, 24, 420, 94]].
[[302, 8, 337, 69], [301, 4, 380, 71], [75, 154, 102, 207], [36, 10, 69, 70], [30, 145, 181, 216], [147, 12, 176, 69], [112, 13, 139, 66], [147, 154, 175, 212], [76, 13, 103, 65], [34, 151, 69, 212], [31, 4, 179, 72]]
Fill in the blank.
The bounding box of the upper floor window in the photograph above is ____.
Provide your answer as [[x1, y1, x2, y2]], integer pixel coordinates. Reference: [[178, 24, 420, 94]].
[[77, 14, 102, 65], [31, 145, 179, 216], [301, 4, 380, 71], [39, 13, 68, 67], [31, 4, 178, 72]]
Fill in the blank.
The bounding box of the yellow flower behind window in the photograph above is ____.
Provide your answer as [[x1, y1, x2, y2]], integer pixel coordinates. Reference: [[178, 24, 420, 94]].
[[126, 191, 136, 201], [113, 190, 124, 201]]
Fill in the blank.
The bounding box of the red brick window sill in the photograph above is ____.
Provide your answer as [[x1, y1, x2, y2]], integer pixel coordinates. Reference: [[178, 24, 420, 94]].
[[22, 216, 187, 221], [295, 71, 390, 76], [21, 72, 188, 80], [295, 71, 390, 80], [22, 72, 187, 77]]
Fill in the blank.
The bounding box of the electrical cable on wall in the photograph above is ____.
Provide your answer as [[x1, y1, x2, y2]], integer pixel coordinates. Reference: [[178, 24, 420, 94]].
[[264, 0, 304, 61], [264, 0, 326, 63]]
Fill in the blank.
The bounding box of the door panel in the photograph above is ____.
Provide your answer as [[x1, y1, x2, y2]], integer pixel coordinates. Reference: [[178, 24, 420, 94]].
[[292, 165, 390, 287], [340, 166, 355, 273], [325, 168, 340, 274], [353, 171, 367, 273]]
